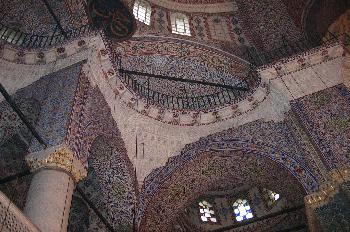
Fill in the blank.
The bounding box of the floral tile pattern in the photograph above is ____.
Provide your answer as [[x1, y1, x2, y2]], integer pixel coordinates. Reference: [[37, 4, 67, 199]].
[[24, 63, 83, 152], [291, 85, 350, 170], [0, 0, 85, 35], [65, 71, 137, 231]]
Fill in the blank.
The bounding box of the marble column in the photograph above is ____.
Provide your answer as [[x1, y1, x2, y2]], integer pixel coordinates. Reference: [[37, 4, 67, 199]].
[[24, 145, 86, 232], [304, 166, 350, 232]]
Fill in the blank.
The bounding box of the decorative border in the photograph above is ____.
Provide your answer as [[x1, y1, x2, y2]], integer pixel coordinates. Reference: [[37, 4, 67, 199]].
[[259, 42, 344, 80], [0, 35, 97, 65]]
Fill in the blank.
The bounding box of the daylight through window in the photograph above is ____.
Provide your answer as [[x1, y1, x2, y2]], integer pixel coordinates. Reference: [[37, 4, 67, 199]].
[[263, 188, 280, 207], [232, 198, 253, 222], [171, 13, 191, 36], [199, 200, 217, 223], [133, 0, 151, 25]]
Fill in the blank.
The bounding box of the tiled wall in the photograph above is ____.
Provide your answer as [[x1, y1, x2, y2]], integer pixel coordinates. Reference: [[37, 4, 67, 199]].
[[292, 84, 350, 170], [0, 0, 81, 35], [135, 2, 250, 55], [235, 0, 302, 51]]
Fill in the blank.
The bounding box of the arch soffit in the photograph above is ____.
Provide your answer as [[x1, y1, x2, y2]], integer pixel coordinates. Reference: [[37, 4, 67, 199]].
[[87, 134, 136, 181], [82, 134, 138, 228], [142, 137, 318, 198]]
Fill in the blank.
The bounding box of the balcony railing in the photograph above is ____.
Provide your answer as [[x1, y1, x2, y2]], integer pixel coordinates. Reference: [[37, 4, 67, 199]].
[[0, 22, 94, 49], [116, 58, 260, 111], [120, 71, 251, 110]]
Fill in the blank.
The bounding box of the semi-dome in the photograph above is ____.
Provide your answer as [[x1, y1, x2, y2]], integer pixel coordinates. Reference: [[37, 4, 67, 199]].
[[114, 36, 260, 111]]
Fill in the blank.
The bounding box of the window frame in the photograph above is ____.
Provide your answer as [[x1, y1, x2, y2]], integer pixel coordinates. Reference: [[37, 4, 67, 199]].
[[0, 23, 25, 45], [261, 188, 280, 209], [171, 13, 191, 36]]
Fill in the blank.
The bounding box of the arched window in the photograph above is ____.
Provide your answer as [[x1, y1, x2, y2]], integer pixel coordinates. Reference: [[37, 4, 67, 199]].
[[262, 188, 280, 207], [171, 13, 191, 36], [232, 198, 253, 222], [133, 0, 151, 25], [198, 200, 217, 223]]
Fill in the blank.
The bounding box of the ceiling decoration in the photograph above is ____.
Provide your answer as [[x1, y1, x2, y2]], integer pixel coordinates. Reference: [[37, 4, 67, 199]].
[[0, 0, 73, 35], [87, 0, 137, 42], [0, 0, 92, 49]]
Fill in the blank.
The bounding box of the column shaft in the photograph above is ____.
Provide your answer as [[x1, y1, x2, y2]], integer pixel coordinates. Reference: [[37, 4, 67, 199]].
[[24, 169, 74, 232]]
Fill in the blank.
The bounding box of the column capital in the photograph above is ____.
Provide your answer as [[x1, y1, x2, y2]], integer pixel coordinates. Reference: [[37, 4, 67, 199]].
[[26, 145, 87, 183]]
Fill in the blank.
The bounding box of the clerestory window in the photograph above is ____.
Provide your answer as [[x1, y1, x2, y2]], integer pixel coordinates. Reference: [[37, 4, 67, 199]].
[[199, 200, 217, 223], [133, 0, 152, 25], [171, 13, 191, 36], [232, 198, 253, 222], [262, 188, 280, 207]]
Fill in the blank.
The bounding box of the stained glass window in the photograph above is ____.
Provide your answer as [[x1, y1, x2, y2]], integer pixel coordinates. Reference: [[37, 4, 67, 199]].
[[171, 13, 191, 36], [262, 188, 280, 207], [133, 0, 151, 25], [198, 200, 217, 223], [232, 198, 253, 222]]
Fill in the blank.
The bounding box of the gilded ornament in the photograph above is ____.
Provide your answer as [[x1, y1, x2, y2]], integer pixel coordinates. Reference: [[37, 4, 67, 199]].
[[304, 166, 350, 232], [26, 146, 87, 183]]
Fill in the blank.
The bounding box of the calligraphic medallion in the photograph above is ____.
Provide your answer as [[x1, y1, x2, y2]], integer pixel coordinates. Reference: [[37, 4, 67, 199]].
[[88, 0, 137, 41]]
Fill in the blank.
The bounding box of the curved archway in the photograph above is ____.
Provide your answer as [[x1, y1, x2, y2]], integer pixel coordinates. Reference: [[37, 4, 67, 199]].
[[138, 135, 318, 231]]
